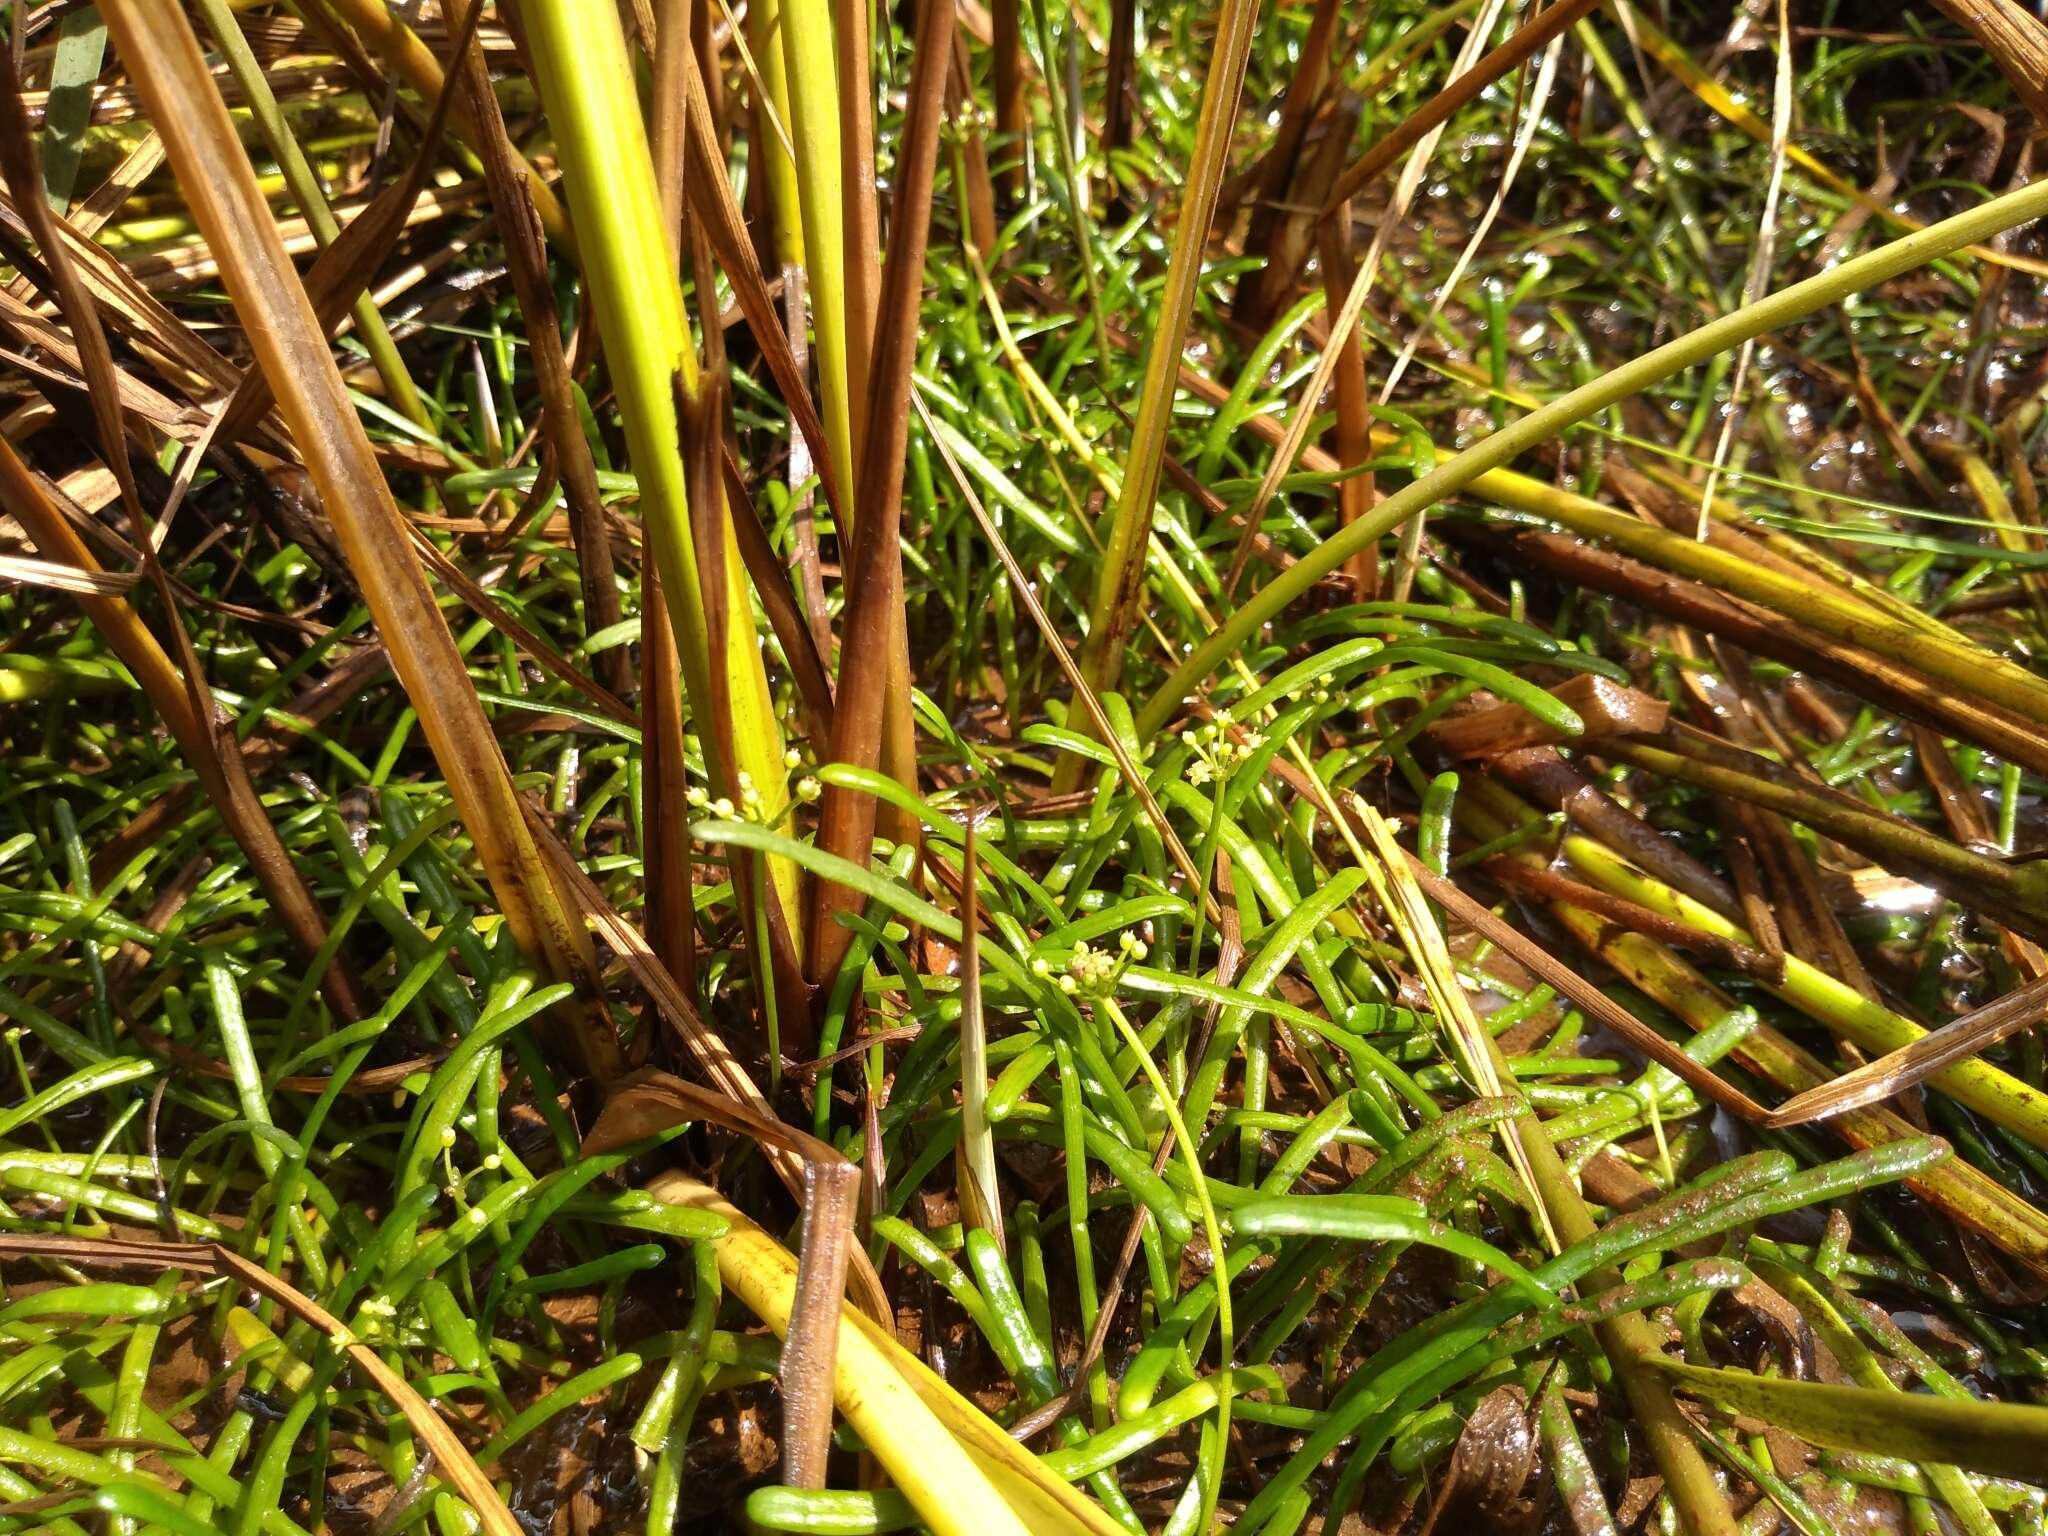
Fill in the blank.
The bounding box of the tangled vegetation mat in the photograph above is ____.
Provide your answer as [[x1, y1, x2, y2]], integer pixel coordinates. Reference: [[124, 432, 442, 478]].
[[3, 1, 2048, 1532]]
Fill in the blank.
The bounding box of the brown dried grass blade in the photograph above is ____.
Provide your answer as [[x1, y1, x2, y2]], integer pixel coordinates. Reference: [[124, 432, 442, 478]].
[[948, 33, 999, 255], [1238, 88, 1354, 329], [1101, 0, 1138, 209], [1316, 213, 1381, 600], [66, 129, 164, 240], [99, 0, 622, 1075], [1429, 675, 1670, 759], [134, 1022, 440, 1096], [1231, 0, 1340, 261], [1481, 858, 1782, 981], [0, 67, 152, 536], [1507, 529, 2048, 781], [1321, 0, 1602, 214], [0, 183, 238, 394], [211, 1246, 522, 1536], [313, 0, 574, 249], [720, 445, 835, 738], [991, 0, 1027, 201], [577, 1065, 891, 1322], [1931, 0, 2048, 130], [1607, 731, 2048, 944], [640, 556, 697, 991], [680, 362, 809, 1044], [217, 0, 477, 445], [678, 44, 848, 530], [0, 58, 367, 1024], [1914, 723, 2048, 981], [0, 1234, 215, 1270], [639, 0, 699, 997], [782, 1157, 859, 1487], [835, 0, 881, 459], [531, 824, 784, 1139], [0, 550, 136, 597], [1767, 973, 2048, 1127], [406, 532, 635, 727]]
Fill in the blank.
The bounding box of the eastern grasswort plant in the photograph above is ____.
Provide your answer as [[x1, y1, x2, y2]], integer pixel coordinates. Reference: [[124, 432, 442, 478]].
[[2, 2, 2048, 1533]]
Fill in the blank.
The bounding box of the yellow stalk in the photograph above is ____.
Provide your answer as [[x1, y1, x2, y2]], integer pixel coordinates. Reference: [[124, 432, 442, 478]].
[[645, 1171, 1123, 1536], [518, 0, 797, 935], [1562, 834, 2048, 1154], [773, 0, 858, 505], [746, 0, 808, 272]]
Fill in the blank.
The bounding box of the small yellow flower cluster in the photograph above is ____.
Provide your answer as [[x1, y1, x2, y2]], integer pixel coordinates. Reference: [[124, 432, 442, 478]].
[[356, 1294, 398, 1338], [686, 768, 771, 822], [1031, 931, 1148, 997], [784, 747, 820, 806], [684, 749, 821, 819], [1185, 715, 1266, 787]]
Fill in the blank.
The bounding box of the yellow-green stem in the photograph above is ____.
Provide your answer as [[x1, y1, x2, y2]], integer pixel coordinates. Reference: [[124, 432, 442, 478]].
[[1137, 174, 2048, 738], [1073, 0, 1261, 706], [773, 0, 858, 507], [1563, 836, 2048, 1154], [518, 0, 796, 930], [747, 0, 808, 273]]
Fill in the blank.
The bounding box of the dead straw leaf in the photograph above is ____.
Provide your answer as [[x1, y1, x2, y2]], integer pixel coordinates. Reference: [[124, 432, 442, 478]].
[[99, 0, 622, 1075], [1930, 0, 2048, 130]]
